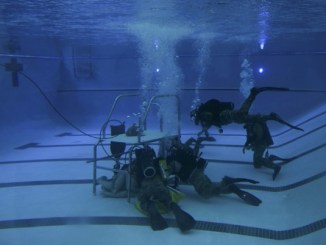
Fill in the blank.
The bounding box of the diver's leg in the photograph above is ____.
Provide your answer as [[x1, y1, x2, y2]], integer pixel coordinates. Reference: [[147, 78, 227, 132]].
[[253, 146, 265, 169], [256, 149, 281, 180], [229, 88, 263, 124], [253, 146, 281, 180], [188, 168, 216, 198], [239, 87, 289, 114], [143, 201, 169, 231], [238, 88, 260, 114], [151, 180, 196, 232], [188, 168, 233, 197], [261, 159, 281, 181], [152, 180, 173, 205], [138, 180, 168, 231], [197, 125, 210, 138], [188, 169, 262, 206]]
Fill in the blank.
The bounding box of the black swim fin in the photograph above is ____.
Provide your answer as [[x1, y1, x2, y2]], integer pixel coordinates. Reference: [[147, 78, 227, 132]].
[[147, 203, 168, 231], [229, 184, 262, 206], [170, 202, 196, 232], [223, 176, 259, 185], [268, 154, 296, 166], [148, 212, 168, 231], [272, 165, 281, 181], [270, 113, 304, 132], [110, 123, 126, 159], [252, 87, 289, 95], [198, 136, 216, 142]]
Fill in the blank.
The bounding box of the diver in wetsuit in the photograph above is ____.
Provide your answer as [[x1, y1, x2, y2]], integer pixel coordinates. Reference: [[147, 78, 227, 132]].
[[190, 87, 303, 180], [134, 146, 196, 231], [166, 137, 262, 206], [243, 120, 295, 180], [190, 87, 303, 138]]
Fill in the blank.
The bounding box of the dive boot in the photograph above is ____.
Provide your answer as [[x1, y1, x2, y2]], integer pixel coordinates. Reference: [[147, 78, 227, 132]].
[[170, 202, 196, 232]]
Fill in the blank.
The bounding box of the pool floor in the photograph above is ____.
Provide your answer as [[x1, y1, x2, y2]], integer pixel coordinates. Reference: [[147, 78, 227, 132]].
[[0, 107, 325, 245]]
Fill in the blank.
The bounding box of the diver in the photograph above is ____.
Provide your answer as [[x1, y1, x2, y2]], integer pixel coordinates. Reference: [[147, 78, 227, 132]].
[[97, 145, 195, 232], [190, 87, 304, 138], [134, 145, 196, 232], [243, 120, 295, 180], [97, 164, 138, 198], [166, 137, 262, 206]]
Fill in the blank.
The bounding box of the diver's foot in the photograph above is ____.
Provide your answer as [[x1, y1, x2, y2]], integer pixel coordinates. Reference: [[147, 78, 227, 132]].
[[272, 165, 281, 181]]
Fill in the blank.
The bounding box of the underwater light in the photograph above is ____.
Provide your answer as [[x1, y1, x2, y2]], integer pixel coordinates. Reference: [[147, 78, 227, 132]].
[[156, 68, 160, 72], [258, 67, 264, 73], [260, 42, 265, 50]]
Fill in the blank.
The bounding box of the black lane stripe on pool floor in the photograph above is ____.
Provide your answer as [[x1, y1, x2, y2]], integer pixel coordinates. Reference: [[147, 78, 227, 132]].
[[1, 169, 325, 191], [0, 216, 325, 240]]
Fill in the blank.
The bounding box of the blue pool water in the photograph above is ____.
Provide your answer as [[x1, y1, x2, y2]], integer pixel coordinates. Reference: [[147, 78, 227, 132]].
[[0, 1, 325, 244]]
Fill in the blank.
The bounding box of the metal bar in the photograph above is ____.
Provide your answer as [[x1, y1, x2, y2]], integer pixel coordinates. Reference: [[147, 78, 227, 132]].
[[100, 93, 140, 139], [142, 94, 181, 135], [92, 144, 98, 194]]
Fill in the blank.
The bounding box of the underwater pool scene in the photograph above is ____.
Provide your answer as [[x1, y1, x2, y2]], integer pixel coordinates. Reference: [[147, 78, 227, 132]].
[[0, 1, 326, 244]]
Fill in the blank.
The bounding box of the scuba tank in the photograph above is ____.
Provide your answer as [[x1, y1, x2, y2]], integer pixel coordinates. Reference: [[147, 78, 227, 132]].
[[167, 142, 208, 182], [135, 146, 157, 179]]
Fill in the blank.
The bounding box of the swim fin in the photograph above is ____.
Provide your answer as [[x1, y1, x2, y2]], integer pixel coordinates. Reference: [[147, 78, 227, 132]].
[[251, 87, 289, 95], [223, 176, 259, 185], [272, 165, 281, 181], [110, 123, 126, 159], [147, 202, 168, 231], [228, 184, 262, 206], [270, 113, 304, 131], [170, 202, 196, 232], [198, 136, 216, 142], [268, 154, 296, 166]]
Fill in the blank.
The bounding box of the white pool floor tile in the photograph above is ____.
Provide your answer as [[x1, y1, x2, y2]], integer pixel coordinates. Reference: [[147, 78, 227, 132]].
[[0, 111, 325, 245]]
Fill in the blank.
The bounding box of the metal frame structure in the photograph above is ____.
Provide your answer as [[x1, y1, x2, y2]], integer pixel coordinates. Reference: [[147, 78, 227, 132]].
[[92, 93, 181, 198]]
